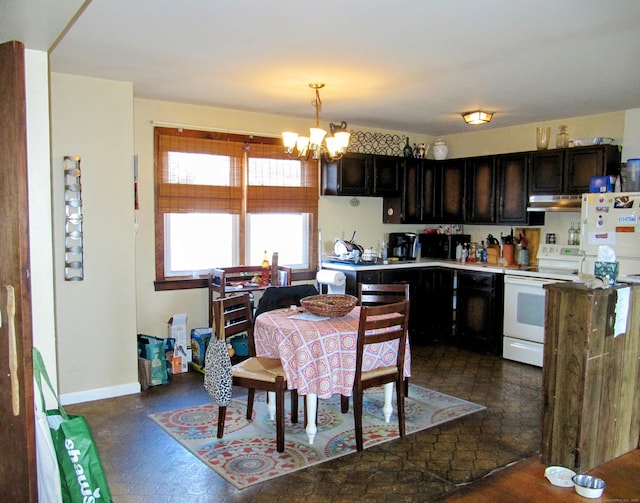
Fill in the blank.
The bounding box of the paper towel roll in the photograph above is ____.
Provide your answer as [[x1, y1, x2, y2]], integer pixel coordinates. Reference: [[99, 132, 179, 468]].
[[316, 270, 346, 294]]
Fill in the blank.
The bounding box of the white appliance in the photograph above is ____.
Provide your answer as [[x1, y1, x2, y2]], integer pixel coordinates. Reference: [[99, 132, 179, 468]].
[[580, 192, 640, 279], [503, 245, 581, 367]]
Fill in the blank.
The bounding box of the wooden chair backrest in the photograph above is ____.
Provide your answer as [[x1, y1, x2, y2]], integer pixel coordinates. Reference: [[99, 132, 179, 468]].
[[358, 283, 410, 306], [212, 293, 255, 355], [355, 300, 409, 380]]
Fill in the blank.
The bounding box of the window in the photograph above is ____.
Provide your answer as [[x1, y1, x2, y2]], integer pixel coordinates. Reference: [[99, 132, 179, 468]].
[[154, 127, 318, 287]]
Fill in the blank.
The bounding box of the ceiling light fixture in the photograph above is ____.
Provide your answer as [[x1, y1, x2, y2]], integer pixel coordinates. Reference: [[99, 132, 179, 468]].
[[282, 83, 350, 161], [462, 110, 494, 125]]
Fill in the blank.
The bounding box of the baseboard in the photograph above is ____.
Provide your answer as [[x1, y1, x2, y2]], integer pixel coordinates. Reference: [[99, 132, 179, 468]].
[[60, 381, 141, 405]]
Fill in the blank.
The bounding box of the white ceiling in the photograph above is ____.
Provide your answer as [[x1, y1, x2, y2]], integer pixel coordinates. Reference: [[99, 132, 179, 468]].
[[4, 0, 640, 136]]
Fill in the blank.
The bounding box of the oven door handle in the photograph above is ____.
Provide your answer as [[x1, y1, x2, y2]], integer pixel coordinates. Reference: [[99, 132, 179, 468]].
[[504, 276, 559, 287]]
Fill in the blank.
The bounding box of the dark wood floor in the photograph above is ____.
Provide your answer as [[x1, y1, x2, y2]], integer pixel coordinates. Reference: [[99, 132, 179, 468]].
[[438, 449, 640, 502], [67, 344, 639, 502]]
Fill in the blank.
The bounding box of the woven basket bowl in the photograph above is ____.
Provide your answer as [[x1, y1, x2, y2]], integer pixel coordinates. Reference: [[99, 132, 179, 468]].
[[300, 294, 358, 318]]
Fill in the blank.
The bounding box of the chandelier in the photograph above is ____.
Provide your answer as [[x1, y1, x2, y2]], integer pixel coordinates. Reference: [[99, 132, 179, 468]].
[[282, 83, 351, 161]]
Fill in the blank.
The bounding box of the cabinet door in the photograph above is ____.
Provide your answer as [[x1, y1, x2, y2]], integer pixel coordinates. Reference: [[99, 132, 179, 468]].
[[372, 156, 401, 196], [420, 160, 437, 222], [565, 146, 612, 194], [419, 267, 454, 343], [437, 159, 466, 223], [402, 159, 421, 223], [530, 151, 564, 194], [467, 156, 496, 223], [338, 154, 371, 195], [455, 271, 503, 354], [321, 154, 371, 195], [497, 153, 529, 223]]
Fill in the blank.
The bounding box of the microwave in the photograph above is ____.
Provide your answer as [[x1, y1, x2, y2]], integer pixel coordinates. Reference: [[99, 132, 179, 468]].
[[418, 234, 470, 260]]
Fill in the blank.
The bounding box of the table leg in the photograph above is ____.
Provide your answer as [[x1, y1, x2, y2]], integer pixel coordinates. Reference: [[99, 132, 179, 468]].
[[305, 393, 317, 444], [267, 391, 276, 420], [382, 382, 394, 423]]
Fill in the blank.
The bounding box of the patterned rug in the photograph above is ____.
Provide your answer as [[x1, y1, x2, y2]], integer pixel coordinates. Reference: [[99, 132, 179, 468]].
[[149, 385, 484, 489]]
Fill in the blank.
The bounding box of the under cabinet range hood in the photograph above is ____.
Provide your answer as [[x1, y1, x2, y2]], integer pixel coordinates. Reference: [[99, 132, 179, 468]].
[[527, 194, 582, 212]]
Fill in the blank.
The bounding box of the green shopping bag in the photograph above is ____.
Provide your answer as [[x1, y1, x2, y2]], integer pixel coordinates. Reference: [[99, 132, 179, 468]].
[[33, 348, 113, 503]]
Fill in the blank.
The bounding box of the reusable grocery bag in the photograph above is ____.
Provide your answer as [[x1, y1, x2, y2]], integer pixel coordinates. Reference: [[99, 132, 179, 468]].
[[34, 373, 63, 503], [33, 348, 113, 503]]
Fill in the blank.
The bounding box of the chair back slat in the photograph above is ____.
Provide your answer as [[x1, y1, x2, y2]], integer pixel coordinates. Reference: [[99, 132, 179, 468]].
[[355, 300, 409, 381], [358, 283, 410, 306], [212, 293, 255, 354]]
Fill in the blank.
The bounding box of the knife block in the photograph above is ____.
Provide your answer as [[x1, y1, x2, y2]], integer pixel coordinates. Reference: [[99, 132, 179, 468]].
[[486, 245, 499, 264]]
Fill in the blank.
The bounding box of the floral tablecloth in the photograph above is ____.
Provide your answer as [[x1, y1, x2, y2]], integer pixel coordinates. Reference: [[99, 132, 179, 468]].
[[254, 306, 411, 399]]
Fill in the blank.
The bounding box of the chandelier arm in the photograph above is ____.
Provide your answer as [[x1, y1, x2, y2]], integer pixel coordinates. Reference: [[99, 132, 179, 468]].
[[312, 87, 322, 127]]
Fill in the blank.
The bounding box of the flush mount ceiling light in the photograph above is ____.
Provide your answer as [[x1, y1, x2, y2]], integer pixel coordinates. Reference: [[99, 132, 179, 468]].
[[462, 110, 494, 125], [282, 83, 350, 161]]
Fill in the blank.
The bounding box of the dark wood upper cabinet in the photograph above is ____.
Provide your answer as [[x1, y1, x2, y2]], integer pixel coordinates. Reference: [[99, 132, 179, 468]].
[[530, 145, 621, 195], [530, 150, 564, 194], [467, 156, 496, 223], [565, 145, 620, 194], [437, 159, 466, 223], [497, 153, 529, 223], [322, 153, 402, 196], [372, 156, 401, 196], [322, 154, 370, 196]]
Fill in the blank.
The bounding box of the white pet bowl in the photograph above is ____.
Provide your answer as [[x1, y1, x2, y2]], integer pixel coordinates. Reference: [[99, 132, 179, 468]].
[[544, 466, 576, 487], [572, 474, 606, 498]]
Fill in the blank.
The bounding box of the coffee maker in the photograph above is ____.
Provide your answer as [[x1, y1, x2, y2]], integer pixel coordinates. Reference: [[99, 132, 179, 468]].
[[388, 233, 417, 260]]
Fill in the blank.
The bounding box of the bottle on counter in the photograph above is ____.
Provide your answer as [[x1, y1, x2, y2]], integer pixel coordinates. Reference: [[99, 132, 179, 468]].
[[455, 242, 463, 261], [261, 250, 270, 286], [468, 243, 477, 263], [480, 240, 488, 263], [381, 241, 388, 264], [461, 244, 468, 263]]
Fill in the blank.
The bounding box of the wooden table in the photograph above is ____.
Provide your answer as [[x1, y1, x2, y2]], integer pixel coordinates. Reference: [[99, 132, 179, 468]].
[[254, 306, 411, 444]]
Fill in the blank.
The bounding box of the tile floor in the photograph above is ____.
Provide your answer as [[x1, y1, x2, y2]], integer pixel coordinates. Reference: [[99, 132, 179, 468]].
[[66, 343, 543, 502]]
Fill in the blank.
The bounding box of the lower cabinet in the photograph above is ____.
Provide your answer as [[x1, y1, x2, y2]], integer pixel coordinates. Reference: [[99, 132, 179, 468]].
[[455, 270, 504, 355], [418, 267, 454, 343], [329, 266, 503, 353]]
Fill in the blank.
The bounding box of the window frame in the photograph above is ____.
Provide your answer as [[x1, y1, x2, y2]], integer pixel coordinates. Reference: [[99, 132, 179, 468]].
[[153, 127, 319, 290]]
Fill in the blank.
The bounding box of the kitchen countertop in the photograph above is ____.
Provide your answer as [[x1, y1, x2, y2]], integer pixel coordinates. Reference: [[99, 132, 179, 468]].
[[321, 258, 581, 281]]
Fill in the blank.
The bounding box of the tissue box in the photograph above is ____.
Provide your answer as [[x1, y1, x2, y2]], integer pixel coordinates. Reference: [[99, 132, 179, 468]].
[[590, 176, 615, 193], [594, 261, 619, 286]]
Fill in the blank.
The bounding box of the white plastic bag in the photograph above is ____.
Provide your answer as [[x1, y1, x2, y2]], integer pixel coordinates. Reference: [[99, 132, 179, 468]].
[[34, 375, 63, 503]]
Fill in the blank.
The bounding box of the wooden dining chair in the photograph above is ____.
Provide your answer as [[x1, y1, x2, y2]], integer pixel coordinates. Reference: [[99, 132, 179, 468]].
[[352, 300, 410, 451], [344, 282, 411, 411], [358, 282, 410, 306], [210, 293, 297, 452]]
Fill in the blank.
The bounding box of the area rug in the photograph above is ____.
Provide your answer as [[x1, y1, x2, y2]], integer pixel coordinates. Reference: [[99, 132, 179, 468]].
[[149, 385, 484, 489]]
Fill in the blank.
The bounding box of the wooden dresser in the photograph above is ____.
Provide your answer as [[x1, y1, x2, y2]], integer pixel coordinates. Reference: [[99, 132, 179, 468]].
[[542, 282, 640, 472]]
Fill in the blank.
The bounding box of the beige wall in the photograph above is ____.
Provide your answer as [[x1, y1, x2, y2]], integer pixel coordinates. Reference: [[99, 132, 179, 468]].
[[25, 49, 58, 389], [47, 75, 635, 402], [50, 74, 138, 403]]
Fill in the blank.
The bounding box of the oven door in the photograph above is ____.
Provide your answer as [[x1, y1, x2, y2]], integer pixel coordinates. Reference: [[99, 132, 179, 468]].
[[503, 275, 561, 366], [504, 275, 560, 342]]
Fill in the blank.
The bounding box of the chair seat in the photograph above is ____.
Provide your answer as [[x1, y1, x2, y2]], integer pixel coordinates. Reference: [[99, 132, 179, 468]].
[[362, 365, 398, 381], [232, 357, 287, 382]]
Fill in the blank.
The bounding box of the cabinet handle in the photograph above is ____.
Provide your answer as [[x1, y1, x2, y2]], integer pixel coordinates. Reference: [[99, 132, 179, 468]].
[[4, 285, 19, 416]]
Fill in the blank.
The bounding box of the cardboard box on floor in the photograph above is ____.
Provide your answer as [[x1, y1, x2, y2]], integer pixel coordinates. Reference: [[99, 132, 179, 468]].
[[168, 313, 189, 374]]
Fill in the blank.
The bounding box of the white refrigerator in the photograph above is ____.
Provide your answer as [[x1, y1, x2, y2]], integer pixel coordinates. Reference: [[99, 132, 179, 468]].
[[580, 192, 640, 278]]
